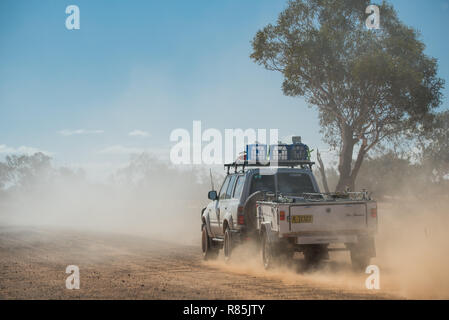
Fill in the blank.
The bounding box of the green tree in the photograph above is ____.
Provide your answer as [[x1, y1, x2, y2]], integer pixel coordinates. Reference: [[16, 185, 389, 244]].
[[0, 162, 8, 190], [2, 152, 52, 190], [250, 0, 444, 191]]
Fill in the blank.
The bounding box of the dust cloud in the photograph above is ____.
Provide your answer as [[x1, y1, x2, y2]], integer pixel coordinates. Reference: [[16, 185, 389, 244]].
[[374, 199, 449, 299], [1, 152, 448, 299], [204, 197, 449, 299], [0, 153, 213, 245]]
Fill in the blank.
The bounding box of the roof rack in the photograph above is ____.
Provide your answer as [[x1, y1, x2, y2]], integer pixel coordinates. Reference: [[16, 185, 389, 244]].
[[224, 160, 315, 174]]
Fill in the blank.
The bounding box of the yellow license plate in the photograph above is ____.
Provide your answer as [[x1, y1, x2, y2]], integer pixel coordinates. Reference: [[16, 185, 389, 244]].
[[292, 215, 313, 223]]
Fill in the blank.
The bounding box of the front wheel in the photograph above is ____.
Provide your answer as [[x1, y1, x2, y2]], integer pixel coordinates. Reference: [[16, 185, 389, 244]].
[[223, 226, 232, 262], [202, 225, 218, 260]]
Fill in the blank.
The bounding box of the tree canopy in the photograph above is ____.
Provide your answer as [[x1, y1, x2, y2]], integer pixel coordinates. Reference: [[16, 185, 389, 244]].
[[251, 0, 444, 191]]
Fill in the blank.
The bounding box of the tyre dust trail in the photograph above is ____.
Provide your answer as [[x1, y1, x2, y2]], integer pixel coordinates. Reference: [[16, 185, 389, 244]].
[[0, 226, 396, 300], [203, 199, 449, 300], [1, 198, 448, 300]]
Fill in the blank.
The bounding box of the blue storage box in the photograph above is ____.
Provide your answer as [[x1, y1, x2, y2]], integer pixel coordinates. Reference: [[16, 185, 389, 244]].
[[269, 144, 289, 161], [246, 144, 268, 162], [288, 143, 310, 160]]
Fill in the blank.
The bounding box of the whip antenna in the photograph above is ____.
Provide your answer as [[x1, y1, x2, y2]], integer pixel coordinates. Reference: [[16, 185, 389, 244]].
[[209, 168, 215, 191]]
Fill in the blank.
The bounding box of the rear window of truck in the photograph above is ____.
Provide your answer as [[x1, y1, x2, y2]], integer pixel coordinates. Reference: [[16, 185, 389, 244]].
[[277, 173, 315, 195], [250, 174, 275, 194]]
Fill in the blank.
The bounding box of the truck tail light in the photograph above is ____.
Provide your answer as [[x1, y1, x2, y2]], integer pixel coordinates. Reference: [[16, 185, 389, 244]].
[[280, 210, 285, 221], [237, 206, 244, 225], [370, 207, 377, 218]]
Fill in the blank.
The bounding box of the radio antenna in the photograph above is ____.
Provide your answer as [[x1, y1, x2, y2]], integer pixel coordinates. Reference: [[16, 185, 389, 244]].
[[209, 168, 215, 191]]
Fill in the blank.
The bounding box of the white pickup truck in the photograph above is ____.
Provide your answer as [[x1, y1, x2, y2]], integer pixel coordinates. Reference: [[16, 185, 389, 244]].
[[201, 160, 377, 271]]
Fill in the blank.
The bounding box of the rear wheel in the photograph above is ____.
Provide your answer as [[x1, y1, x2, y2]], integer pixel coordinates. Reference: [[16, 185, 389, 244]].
[[262, 231, 274, 269], [349, 237, 375, 272], [243, 191, 265, 231], [350, 250, 370, 272], [201, 225, 218, 260]]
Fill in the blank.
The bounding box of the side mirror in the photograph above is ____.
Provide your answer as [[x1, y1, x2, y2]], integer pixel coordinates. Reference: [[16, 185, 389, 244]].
[[208, 190, 218, 201]]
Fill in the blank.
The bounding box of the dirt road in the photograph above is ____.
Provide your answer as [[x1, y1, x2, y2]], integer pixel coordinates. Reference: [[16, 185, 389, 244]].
[[0, 226, 402, 300]]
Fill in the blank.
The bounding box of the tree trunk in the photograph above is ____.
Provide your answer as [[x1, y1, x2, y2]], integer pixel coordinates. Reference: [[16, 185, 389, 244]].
[[350, 138, 368, 187], [335, 126, 356, 192]]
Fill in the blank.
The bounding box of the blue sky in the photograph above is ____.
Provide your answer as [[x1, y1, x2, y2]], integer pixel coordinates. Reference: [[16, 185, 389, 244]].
[[1, 0, 448, 178]]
